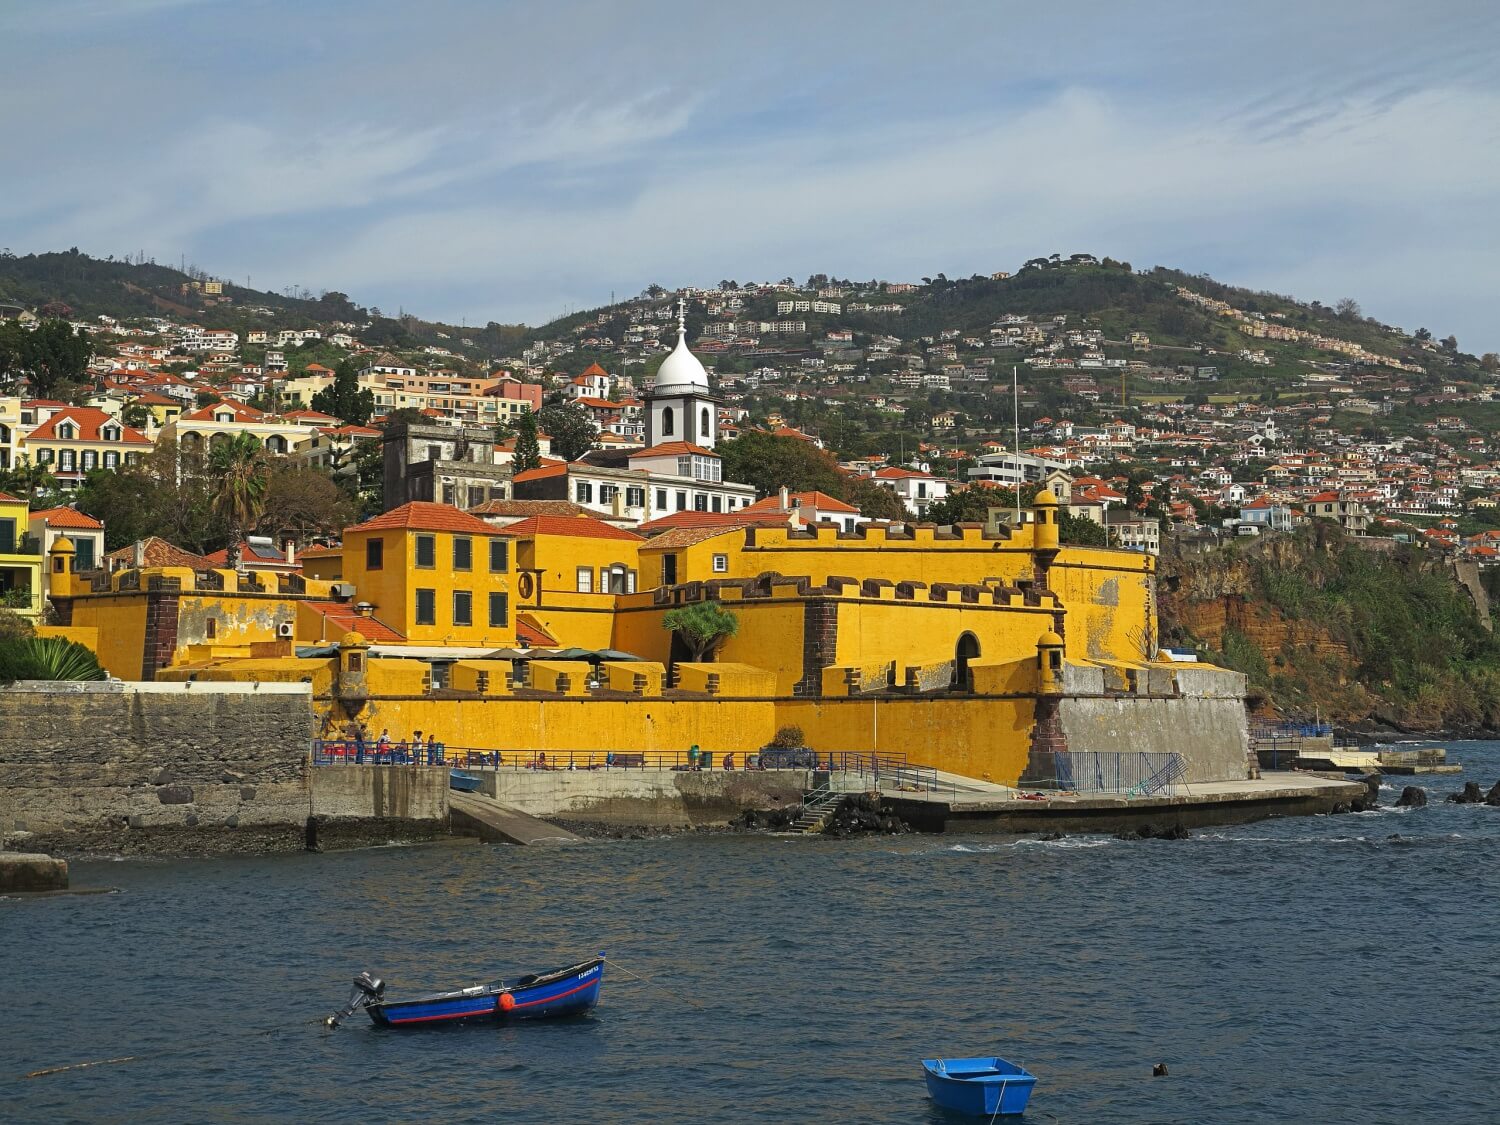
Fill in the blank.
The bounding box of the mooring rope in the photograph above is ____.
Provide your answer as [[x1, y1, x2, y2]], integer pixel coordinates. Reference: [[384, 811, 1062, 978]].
[[603, 957, 704, 1009]]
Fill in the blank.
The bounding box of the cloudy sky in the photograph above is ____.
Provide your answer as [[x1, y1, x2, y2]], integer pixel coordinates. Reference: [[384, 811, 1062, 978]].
[[4, 0, 1497, 349]]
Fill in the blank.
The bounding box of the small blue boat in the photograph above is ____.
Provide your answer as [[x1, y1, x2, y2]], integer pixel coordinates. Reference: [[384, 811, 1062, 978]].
[[449, 768, 484, 792], [328, 955, 603, 1029], [922, 1056, 1037, 1117]]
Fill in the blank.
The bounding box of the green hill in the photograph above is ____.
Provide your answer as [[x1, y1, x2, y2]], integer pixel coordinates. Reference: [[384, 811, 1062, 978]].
[[1159, 525, 1500, 734]]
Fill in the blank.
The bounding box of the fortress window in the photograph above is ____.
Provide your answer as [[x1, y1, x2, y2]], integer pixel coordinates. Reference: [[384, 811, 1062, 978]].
[[415, 588, 436, 625], [453, 590, 473, 627], [415, 535, 436, 568], [366, 538, 384, 570], [713, 554, 728, 573], [346, 652, 364, 673], [489, 539, 509, 573], [452, 536, 472, 571], [205, 618, 217, 640], [489, 592, 509, 627]]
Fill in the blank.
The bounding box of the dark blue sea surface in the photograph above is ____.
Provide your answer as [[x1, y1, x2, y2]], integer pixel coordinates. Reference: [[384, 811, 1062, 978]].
[[4, 745, 1498, 1124]]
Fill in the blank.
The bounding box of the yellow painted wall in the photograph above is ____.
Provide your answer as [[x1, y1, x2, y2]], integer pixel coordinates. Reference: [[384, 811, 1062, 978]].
[[449, 660, 514, 695], [528, 660, 592, 696], [833, 599, 1058, 674], [1049, 551, 1156, 664], [157, 657, 334, 695], [605, 660, 663, 695], [674, 662, 776, 696], [343, 525, 516, 647], [37, 624, 99, 650], [62, 591, 148, 678], [514, 529, 641, 650], [301, 551, 343, 581], [337, 695, 778, 757], [777, 697, 1035, 784]]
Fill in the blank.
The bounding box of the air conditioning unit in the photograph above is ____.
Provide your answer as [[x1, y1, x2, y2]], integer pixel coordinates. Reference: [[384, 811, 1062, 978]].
[[332, 583, 356, 598], [277, 622, 295, 638]]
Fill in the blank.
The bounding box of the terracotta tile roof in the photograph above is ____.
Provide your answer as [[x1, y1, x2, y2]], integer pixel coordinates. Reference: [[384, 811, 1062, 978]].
[[283, 409, 340, 422], [579, 362, 609, 378], [349, 501, 505, 536], [468, 499, 597, 519], [0, 491, 23, 503], [30, 506, 104, 530], [304, 601, 405, 643], [512, 464, 568, 483], [630, 441, 717, 458], [501, 515, 644, 542], [742, 490, 857, 514], [103, 536, 211, 570], [182, 400, 266, 423], [318, 425, 381, 437], [516, 613, 558, 647], [641, 526, 742, 549], [26, 406, 150, 444], [129, 392, 178, 406], [297, 543, 342, 557], [874, 466, 930, 479], [637, 510, 788, 533]]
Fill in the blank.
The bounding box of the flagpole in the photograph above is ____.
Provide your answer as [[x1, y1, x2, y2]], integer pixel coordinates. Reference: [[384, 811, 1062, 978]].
[[1013, 365, 1021, 528]]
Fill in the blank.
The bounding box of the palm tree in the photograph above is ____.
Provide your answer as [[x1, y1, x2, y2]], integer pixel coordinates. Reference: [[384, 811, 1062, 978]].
[[209, 432, 270, 571]]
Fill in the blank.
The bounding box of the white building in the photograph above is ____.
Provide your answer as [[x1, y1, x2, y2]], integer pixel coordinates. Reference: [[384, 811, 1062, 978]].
[[872, 467, 951, 518]]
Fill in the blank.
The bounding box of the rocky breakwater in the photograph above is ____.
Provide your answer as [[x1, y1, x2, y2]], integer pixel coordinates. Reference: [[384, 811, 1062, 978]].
[[1446, 780, 1500, 806]]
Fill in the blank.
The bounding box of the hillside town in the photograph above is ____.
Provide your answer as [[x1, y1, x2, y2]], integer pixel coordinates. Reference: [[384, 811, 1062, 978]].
[[3, 256, 1500, 584]]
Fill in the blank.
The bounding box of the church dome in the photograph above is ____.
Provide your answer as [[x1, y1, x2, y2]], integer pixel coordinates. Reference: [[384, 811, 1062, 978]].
[[653, 307, 710, 394]]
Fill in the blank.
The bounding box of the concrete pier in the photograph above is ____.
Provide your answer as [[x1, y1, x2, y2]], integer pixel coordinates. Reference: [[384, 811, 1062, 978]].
[[449, 790, 583, 846], [0, 851, 69, 892], [883, 771, 1373, 835]]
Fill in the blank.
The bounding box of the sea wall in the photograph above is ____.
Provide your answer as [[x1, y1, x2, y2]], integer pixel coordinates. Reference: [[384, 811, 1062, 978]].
[[1058, 699, 1251, 784], [0, 681, 315, 854], [480, 768, 807, 827]]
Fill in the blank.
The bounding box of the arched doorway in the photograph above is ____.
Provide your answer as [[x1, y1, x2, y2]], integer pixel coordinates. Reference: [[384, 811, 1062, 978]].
[[953, 632, 980, 691]]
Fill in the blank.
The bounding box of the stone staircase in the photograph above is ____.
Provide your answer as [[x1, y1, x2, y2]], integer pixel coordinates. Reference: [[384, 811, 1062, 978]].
[[792, 784, 846, 834]]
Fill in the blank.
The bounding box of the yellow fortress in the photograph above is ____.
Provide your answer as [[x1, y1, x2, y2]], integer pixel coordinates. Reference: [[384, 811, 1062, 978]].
[[45, 487, 1252, 787]]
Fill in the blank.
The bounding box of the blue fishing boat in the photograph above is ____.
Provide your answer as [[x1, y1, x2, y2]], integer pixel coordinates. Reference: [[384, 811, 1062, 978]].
[[327, 955, 604, 1029], [922, 1057, 1036, 1117], [448, 768, 484, 792]]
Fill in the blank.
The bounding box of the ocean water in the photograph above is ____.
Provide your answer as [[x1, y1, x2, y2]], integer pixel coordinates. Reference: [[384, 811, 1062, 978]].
[[3, 745, 1498, 1124]]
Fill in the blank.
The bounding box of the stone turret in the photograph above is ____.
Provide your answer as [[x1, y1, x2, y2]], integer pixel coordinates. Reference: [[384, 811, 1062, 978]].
[[1036, 629, 1065, 694], [47, 537, 77, 623], [1031, 488, 1060, 589], [334, 630, 371, 713]]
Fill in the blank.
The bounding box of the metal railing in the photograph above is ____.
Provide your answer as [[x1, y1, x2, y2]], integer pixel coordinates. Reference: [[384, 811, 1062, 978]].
[[822, 751, 950, 796], [1038, 750, 1187, 797], [311, 740, 821, 772]]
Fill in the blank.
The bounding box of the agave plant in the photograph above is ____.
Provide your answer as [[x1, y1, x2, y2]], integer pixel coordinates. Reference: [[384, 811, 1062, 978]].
[[0, 635, 107, 683]]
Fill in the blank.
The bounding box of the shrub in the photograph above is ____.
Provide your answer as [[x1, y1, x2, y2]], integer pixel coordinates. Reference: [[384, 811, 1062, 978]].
[[771, 725, 804, 749], [0, 635, 107, 683]]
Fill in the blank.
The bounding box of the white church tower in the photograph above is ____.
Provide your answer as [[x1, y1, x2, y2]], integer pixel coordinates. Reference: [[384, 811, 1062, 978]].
[[645, 298, 719, 448]]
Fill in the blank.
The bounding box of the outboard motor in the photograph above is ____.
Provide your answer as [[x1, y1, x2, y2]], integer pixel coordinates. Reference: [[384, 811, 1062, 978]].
[[326, 972, 385, 1028]]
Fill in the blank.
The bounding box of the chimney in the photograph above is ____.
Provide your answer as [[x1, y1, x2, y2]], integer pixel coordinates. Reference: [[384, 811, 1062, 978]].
[[779, 485, 789, 510], [284, 540, 296, 567], [612, 490, 626, 519], [133, 539, 145, 568]]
